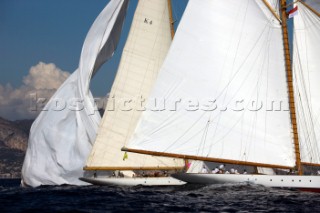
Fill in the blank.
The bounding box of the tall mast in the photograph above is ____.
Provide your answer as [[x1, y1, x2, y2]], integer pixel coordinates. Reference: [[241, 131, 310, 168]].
[[280, 0, 302, 175], [167, 0, 175, 39]]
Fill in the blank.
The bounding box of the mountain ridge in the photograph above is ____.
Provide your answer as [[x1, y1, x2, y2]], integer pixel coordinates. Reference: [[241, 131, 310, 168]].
[[0, 117, 33, 178]]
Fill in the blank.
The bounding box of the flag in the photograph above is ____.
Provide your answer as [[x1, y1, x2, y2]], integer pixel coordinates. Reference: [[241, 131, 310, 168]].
[[288, 6, 298, 19], [123, 152, 128, 161]]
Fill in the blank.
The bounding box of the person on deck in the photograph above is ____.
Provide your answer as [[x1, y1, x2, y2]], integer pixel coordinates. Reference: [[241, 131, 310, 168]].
[[212, 167, 219, 174], [219, 164, 225, 173], [201, 166, 208, 173]]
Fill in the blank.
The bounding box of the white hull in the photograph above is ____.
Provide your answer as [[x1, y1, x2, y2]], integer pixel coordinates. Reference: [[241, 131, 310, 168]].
[[172, 173, 320, 192], [79, 176, 186, 186]]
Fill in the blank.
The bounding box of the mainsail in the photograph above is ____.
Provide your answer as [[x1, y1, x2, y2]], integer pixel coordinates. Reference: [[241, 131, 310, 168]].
[[85, 0, 185, 170], [22, 0, 129, 187], [293, 1, 320, 164], [126, 0, 298, 168]]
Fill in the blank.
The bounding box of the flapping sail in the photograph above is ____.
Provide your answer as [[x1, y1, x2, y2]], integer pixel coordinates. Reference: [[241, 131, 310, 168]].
[[22, 0, 129, 187], [85, 0, 185, 170], [293, 1, 320, 164], [126, 0, 296, 168]]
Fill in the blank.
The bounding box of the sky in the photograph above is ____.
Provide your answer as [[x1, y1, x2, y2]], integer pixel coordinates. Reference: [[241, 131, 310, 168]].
[[1, 0, 312, 121], [0, 0, 187, 120]]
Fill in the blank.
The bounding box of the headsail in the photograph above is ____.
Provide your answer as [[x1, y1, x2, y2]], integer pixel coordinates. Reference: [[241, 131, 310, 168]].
[[22, 0, 129, 187], [293, 1, 320, 165], [85, 0, 185, 170], [126, 0, 296, 168]]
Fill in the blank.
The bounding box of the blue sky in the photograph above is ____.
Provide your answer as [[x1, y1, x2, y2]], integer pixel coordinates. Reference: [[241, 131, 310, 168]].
[[0, 0, 187, 120], [0, 0, 187, 97]]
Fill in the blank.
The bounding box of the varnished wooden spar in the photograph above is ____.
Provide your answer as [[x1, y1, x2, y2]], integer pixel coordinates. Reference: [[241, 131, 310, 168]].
[[262, 0, 281, 23], [83, 166, 185, 171], [280, 0, 302, 175], [121, 147, 294, 170], [299, 0, 320, 18], [301, 162, 320, 167], [167, 0, 175, 39]]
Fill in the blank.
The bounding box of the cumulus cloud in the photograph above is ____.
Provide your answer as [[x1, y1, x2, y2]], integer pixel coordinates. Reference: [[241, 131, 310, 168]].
[[0, 62, 70, 120]]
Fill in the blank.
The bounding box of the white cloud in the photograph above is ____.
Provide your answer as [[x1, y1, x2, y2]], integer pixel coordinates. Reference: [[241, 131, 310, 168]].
[[0, 62, 70, 120]]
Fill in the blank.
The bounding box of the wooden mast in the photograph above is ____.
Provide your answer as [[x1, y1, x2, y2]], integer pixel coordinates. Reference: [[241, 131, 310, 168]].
[[280, 0, 302, 175], [167, 0, 175, 39]]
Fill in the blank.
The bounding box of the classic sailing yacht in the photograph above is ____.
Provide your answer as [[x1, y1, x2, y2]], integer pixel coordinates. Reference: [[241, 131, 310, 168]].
[[122, 0, 320, 191], [79, 0, 186, 186]]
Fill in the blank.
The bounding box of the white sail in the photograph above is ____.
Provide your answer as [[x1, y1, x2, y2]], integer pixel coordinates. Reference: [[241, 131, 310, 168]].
[[257, 167, 276, 175], [293, 2, 320, 164], [127, 0, 296, 167], [186, 161, 206, 173], [86, 0, 185, 169], [22, 0, 129, 187]]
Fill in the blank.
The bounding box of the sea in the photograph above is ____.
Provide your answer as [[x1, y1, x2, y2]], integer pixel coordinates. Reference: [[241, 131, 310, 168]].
[[1, 179, 320, 212]]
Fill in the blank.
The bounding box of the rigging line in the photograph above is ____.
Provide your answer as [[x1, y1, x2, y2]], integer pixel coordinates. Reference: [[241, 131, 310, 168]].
[[299, 3, 320, 29], [263, 25, 271, 153], [199, 121, 210, 158], [293, 9, 319, 154], [194, 23, 276, 154], [216, 25, 273, 162], [148, 2, 278, 151], [245, 26, 274, 161], [261, 0, 281, 23], [208, 19, 279, 105], [137, 1, 283, 156], [293, 32, 318, 161], [207, 0, 250, 156], [162, 111, 210, 153], [299, 0, 320, 18]]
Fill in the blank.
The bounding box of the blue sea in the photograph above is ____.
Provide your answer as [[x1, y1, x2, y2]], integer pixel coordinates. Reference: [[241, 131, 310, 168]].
[[1, 179, 320, 212]]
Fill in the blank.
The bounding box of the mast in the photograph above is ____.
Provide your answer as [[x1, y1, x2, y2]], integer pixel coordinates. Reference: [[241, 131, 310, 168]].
[[280, 0, 302, 175], [167, 0, 175, 39]]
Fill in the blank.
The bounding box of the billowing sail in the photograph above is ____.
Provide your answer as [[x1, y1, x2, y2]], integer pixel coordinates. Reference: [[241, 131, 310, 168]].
[[126, 0, 296, 167], [293, 2, 320, 164], [85, 0, 185, 170], [22, 0, 129, 187]]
